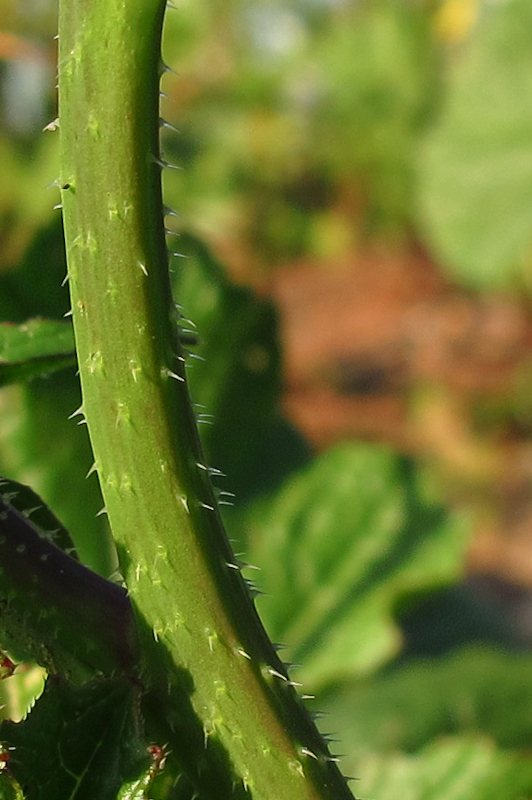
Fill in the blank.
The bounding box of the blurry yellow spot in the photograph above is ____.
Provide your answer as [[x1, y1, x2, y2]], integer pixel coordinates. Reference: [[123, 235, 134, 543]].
[[434, 0, 479, 43]]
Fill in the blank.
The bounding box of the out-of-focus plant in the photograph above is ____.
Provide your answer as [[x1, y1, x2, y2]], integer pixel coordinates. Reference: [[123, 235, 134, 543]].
[[1, 1, 532, 799]]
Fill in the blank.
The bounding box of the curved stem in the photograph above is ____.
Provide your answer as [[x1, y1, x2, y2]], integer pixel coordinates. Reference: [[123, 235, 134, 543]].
[[58, 2, 354, 798]]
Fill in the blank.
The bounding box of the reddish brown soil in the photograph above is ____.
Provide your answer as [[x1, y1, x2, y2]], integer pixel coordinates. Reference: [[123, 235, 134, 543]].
[[265, 245, 532, 588]]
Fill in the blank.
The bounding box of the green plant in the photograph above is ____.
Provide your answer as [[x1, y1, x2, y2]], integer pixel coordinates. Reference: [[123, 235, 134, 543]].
[[4, 2, 532, 799], [1, 1, 355, 797]]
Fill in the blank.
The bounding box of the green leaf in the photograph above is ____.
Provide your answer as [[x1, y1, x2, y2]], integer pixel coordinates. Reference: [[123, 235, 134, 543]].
[[174, 234, 310, 500], [0, 320, 75, 387], [350, 737, 532, 800], [0, 477, 79, 559], [117, 742, 196, 800], [0, 374, 115, 577], [0, 663, 46, 725], [0, 491, 137, 680], [0, 218, 113, 577], [117, 744, 174, 800], [418, 0, 532, 289], [0, 677, 149, 800], [324, 646, 532, 757], [0, 771, 24, 800], [238, 443, 471, 688]]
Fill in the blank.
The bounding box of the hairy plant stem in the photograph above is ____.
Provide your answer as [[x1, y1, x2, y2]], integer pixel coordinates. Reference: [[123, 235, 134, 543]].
[[58, 1, 354, 798]]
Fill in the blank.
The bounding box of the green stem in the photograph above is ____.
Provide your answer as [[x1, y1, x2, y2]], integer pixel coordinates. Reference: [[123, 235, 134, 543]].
[[58, 2, 354, 798]]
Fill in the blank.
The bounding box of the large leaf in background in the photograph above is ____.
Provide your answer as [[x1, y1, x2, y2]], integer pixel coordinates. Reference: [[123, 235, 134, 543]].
[[0, 677, 149, 800], [173, 234, 310, 501], [323, 647, 532, 757], [418, 0, 532, 289], [234, 442, 470, 689], [0, 371, 113, 577], [351, 737, 532, 800], [0, 219, 113, 576], [0, 219, 70, 324], [0, 319, 75, 387]]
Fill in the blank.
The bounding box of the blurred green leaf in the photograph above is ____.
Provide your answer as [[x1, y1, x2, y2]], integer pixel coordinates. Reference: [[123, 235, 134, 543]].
[[174, 234, 310, 501], [0, 375, 114, 577], [0, 319, 73, 363], [0, 219, 69, 323], [350, 736, 532, 800], [323, 647, 532, 757], [0, 219, 112, 576], [314, 1, 437, 230], [236, 443, 471, 689], [0, 677, 148, 800], [0, 319, 75, 387], [419, 0, 532, 288], [0, 770, 24, 800]]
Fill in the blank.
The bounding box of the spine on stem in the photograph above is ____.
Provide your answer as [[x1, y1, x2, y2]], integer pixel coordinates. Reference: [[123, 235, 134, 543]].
[[58, 1, 355, 798]]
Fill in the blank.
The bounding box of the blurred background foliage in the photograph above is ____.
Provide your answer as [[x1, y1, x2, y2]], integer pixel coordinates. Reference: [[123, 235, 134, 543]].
[[2, 0, 532, 798]]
